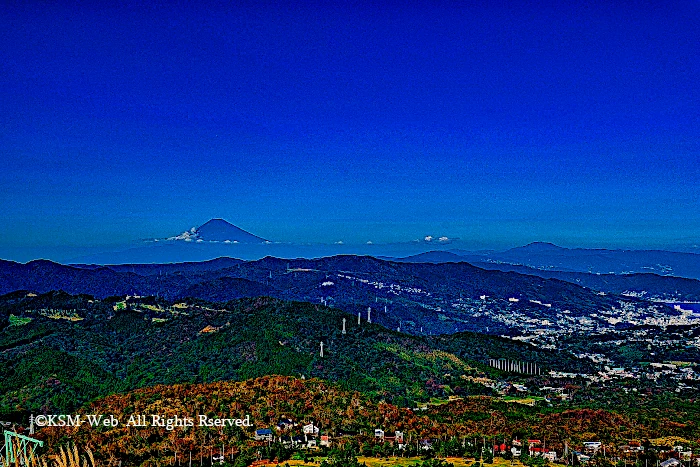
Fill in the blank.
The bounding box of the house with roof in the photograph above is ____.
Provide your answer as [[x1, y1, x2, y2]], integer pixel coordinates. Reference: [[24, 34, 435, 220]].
[[530, 447, 555, 459], [584, 442, 602, 453], [276, 418, 294, 431], [419, 439, 434, 451], [254, 429, 273, 441], [493, 443, 508, 454], [303, 423, 319, 436], [383, 431, 404, 446], [280, 434, 318, 449]]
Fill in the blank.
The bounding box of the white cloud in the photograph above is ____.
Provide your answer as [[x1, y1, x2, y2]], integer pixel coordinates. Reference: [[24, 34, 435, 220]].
[[424, 236, 433, 242], [168, 230, 200, 241]]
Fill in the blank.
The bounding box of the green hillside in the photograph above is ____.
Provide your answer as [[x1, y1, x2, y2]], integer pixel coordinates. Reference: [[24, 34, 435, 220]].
[[0, 293, 574, 417]]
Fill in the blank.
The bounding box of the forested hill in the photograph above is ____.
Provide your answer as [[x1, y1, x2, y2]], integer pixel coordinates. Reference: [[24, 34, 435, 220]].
[[0, 294, 590, 418], [0, 255, 616, 306], [38, 375, 700, 466], [0, 255, 624, 335]]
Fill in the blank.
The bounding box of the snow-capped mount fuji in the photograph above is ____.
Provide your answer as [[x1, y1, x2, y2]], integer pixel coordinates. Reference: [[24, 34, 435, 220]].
[[169, 219, 268, 243]]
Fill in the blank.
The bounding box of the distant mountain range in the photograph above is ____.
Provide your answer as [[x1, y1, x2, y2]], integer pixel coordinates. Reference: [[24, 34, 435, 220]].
[[390, 249, 700, 301], [387, 242, 700, 280], [389, 251, 469, 263], [468, 262, 700, 302], [0, 254, 630, 336], [4, 250, 696, 340], [1, 218, 699, 305], [454, 242, 700, 279], [13, 219, 693, 273]]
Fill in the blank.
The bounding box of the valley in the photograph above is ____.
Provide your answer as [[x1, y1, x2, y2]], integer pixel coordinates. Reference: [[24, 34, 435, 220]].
[[1, 252, 699, 466]]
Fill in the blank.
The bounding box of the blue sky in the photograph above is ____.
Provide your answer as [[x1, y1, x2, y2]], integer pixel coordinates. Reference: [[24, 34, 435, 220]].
[[1, 1, 698, 254]]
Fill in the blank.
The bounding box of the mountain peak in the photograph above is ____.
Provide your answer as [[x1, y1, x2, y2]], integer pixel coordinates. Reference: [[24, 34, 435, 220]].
[[199, 218, 235, 228], [169, 219, 268, 243], [519, 242, 566, 251]]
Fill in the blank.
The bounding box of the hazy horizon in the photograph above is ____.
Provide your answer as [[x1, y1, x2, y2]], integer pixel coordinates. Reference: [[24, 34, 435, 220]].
[[1, 217, 699, 265], [2, 3, 698, 255]]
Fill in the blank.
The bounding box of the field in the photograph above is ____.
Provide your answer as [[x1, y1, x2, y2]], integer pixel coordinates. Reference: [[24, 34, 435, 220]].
[[8, 314, 32, 326]]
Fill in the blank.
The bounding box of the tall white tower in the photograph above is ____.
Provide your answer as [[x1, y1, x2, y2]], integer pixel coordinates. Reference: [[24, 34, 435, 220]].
[[358, 311, 361, 325], [367, 306, 372, 323], [342, 318, 346, 334], [320, 341, 324, 358]]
